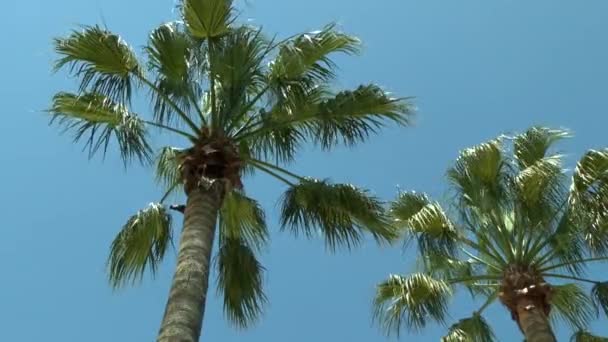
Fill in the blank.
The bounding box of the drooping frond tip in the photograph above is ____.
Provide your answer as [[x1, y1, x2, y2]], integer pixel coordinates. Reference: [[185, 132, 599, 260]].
[[373, 273, 451, 336], [280, 178, 395, 251], [107, 203, 172, 288], [49, 92, 152, 165], [216, 237, 267, 328]]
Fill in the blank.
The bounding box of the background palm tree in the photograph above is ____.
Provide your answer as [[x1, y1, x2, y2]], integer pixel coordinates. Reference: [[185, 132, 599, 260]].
[[48, 0, 412, 341], [372, 127, 608, 342]]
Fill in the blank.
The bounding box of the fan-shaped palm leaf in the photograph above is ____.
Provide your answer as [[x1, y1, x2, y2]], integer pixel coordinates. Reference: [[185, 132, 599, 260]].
[[280, 178, 394, 250], [53, 26, 141, 102], [442, 314, 495, 342], [107, 203, 173, 288], [181, 0, 234, 39], [373, 273, 451, 335], [549, 284, 595, 330], [591, 282, 608, 318], [220, 190, 268, 250], [216, 237, 266, 327], [49, 92, 151, 164]]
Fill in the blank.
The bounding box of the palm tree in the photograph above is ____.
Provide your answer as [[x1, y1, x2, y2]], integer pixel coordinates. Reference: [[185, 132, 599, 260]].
[[372, 127, 608, 342], [48, 0, 412, 341]]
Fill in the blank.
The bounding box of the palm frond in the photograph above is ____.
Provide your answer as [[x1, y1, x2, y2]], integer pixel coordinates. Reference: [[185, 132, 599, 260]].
[[107, 203, 172, 288], [307, 85, 412, 149], [145, 22, 199, 125], [441, 314, 496, 342], [591, 282, 608, 318], [212, 26, 268, 129], [216, 237, 267, 328], [49, 92, 151, 164], [54, 26, 140, 102], [373, 273, 452, 335], [514, 155, 565, 226], [571, 331, 608, 342], [513, 126, 569, 169], [390, 191, 459, 258], [269, 23, 359, 84], [220, 190, 268, 250], [279, 178, 394, 250], [155, 146, 184, 193], [570, 149, 608, 255], [447, 139, 508, 213], [181, 0, 234, 39], [550, 283, 595, 330]]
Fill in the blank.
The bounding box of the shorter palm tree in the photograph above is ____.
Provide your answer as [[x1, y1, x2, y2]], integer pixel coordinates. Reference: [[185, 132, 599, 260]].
[[373, 127, 608, 342]]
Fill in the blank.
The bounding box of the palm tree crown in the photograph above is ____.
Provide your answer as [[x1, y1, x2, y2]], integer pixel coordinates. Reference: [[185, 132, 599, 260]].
[[373, 127, 608, 341], [49, 0, 413, 329]]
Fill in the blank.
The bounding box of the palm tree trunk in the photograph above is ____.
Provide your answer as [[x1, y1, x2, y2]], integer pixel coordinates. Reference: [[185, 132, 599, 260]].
[[515, 298, 557, 342], [157, 183, 224, 342]]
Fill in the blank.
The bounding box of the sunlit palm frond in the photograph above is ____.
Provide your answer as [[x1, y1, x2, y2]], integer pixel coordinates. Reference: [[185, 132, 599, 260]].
[[307, 85, 412, 149], [513, 126, 569, 170], [220, 190, 268, 250], [390, 191, 459, 258], [570, 149, 608, 255], [107, 203, 173, 288], [269, 23, 359, 84], [279, 178, 394, 250], [442, 314, 496, 342], [54, 25, 141, 102], [514, 155, 565, 226], [373, 273, 452, 335], [249, 85, 411, 151], [447, 139, 508, 214], [212, 26, 268, 129], [550, 283, 595, 330], [591, 282, 608, 318], [49, 92, 151, 164], [216, 237, 266, 328], [180, 0, 235, 39], [146, 22, 199, 125], [155, 146, 184, 195], [571, 331, 608, 342]]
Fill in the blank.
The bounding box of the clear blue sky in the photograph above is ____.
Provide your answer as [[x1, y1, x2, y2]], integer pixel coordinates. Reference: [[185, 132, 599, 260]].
[[1, 0, 606, 341]]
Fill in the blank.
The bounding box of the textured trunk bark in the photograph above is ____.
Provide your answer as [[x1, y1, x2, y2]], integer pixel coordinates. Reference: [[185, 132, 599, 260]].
[[157, 184, 223, 342], [516, 298, 556, 342]]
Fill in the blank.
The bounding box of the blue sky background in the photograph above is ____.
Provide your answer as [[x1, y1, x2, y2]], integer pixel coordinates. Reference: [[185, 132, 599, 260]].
[[1, 0, 607, 340]]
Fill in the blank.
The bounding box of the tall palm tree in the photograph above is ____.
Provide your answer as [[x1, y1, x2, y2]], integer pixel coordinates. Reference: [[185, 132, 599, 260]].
[[372, 127, 608, 342], [48, 0, 412, 341]]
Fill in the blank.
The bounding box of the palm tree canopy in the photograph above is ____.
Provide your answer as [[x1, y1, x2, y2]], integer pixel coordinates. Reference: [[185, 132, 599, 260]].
[[49, 0, 413, 328], [373, 127, 608, 340]]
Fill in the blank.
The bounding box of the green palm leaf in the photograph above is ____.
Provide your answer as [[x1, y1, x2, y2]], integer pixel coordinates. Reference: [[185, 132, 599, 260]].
[[145, 22, 198, 125], [442, 314, 496, 342], [447, 139, 508, 212], [243, 84, 411, 161], [570, 149, 608, 255], [279, 178, 394, 250], [155, 146, 184, 200], [220, 190, 268, 251], [54, 26, 141, 102], [49, 92, 151, 164], [591, 282, 608, 318], [390, 191, 459, 258], [212, 26, 268, 129], [181, 0, 234, 39], [107, 203, 173, 288], [513, 126, 569, 169], [373, 273, 452, 335], [269, 23, 360, 83], [216, 237, 266, 328], [571, 331, 608, 342], [550, 283, 595, 330]]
